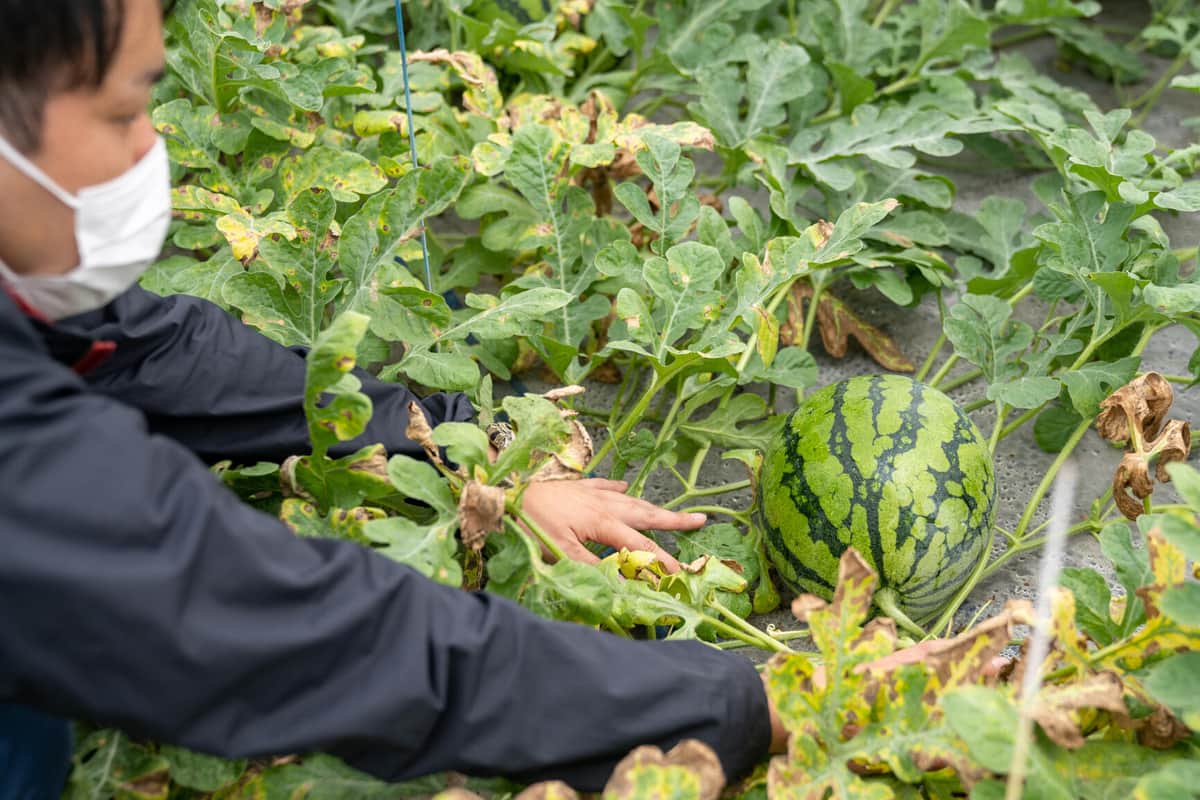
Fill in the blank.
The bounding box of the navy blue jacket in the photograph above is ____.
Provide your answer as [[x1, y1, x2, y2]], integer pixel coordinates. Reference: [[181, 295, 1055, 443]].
[[0, 285, 771, 790]]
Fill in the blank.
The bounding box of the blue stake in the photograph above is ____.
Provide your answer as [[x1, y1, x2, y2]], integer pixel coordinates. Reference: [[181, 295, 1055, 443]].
[[394, 0, 433, 293]]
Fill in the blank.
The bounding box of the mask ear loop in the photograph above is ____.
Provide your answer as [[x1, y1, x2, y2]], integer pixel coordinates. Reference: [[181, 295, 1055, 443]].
[[0, 134, 81, 210], [393, 0, 433, 294]]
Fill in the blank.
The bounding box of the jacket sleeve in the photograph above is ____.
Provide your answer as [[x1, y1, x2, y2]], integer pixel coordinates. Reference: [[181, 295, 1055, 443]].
[[0, 314, 771, 791], [70, 285, 474, 464]]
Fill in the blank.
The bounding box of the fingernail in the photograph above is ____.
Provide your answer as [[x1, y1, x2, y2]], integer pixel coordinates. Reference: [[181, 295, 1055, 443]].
[[690, 513, 707, 523]]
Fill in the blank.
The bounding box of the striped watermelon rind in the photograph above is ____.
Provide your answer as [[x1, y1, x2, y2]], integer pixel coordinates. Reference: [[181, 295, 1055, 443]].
[[761, 374, 995, 626]]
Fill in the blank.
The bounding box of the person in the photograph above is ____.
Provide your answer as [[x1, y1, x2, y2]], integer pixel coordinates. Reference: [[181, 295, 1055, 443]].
[[0, 1, 792, 797]]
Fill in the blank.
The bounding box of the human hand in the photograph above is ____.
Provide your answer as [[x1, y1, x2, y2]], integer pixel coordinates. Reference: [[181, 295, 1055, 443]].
[[518, 479, 706, 572]]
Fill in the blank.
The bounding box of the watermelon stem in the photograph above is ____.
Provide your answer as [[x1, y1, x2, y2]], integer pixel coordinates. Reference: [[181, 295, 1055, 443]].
[[873, 587, 927, 639]]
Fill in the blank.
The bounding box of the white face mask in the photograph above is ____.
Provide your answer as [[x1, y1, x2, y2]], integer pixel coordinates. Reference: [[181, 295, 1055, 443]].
[[0, 134, 171, 321]]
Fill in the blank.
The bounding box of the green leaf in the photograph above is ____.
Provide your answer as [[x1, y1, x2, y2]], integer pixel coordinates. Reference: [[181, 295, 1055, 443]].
[[1098, 520, 1150, 635], [945, 293, 1037, 390], [388, 348, 479, 392], [385, 455, 455, 517], [158, 746, 245, 792], [1059, 357, 1141, 418], [678, 394, 784, 450], [1060, 567, 1120, 646], [365, 515, 463, 586], [788, 104, 996, 191], [943, 686, 1018, 773], [644, 242, 725, 359], [1034, 403, 1085, 453], [692, 39, 816, 147], [1144, 651, 1200, 729], [987, 375, 1061, 409], [304, 311, 372, 458], [447, 287, 574, 341]]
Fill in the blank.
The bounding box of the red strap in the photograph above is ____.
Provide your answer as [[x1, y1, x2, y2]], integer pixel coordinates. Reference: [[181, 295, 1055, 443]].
[[2, 285, 49, 322], [4, 285, 117, 375], [71, 340, 117, 375]]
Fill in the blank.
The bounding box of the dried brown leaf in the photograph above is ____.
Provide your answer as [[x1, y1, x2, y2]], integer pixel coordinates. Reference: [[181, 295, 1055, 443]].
[[1138, 705, 1191, 749], [1096, 372, 1172, 443], [1150, 419, 1191, 481], [541, 385, 587, 402], [790, 594, 828, 623], [778, 283, 913, 371], [458, 480, 506, 551], [1114, 452, 1155, 520], [531, 412, 594, 481], [279, 455, 317, 502], [406, 401, 443, 466], [778, 282, 812, 347], [1033, 671, 1126, 749], [816, 293, 914, 372], [603, 740, 725, 800]]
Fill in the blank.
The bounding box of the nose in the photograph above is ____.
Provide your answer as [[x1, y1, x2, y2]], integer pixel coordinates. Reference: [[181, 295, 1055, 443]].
[[132, 114, 158, 162]]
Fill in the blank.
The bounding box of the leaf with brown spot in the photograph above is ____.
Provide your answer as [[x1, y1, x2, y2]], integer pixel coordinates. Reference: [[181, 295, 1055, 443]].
[[457, 480, 505, 551], [790, 594, 828, 624], [602, 740, 725, 800], [924, 599, 1032, 692], [1033, 671, 1127, 749]]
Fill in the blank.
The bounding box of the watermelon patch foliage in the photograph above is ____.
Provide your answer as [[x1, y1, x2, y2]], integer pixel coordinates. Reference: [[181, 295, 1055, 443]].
[[62, 0, 1200, 796]]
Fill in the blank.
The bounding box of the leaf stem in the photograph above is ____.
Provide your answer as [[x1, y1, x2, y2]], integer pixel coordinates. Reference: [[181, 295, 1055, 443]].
[[587, 361, 689, 474], [929, 353, 959, 388], [1129, 40, 1198, 127], [1012, 418, 1091, 541], [873, 587, 927, 638], [709, 598, 793, 653], [664, 480, 752, 510], [989, 403, 1006, 453], [871, 0, 903, 27], [938, 367, 983, 393], [915, 333, 946, 383], [509, 506, 569, 563], [997, 406, 1042, 442]]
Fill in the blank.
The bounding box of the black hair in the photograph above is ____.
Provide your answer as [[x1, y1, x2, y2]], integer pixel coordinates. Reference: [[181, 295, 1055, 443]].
[[0, 0, 162, 153]]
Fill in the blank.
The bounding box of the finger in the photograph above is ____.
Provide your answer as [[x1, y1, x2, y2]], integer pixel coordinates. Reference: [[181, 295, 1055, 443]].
[[984, 656, 1011, 678], [596, 522, 682, 573], [577, 478, 629, 493], [559, 539, 601, 566], [611, 496, 708, 531]]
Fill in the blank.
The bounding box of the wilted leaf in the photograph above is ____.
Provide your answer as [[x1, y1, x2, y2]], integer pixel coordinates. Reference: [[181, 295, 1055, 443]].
[[1033, 671, 1127, 748], [791, 285, 914, 372], [1096, 372, 1173, 443], [602, 740, 725, 800], [458, 480, 506, 551]]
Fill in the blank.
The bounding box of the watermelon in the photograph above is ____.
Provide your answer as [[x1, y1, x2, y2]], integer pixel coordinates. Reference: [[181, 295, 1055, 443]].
[[760, 374, 995, 631]]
